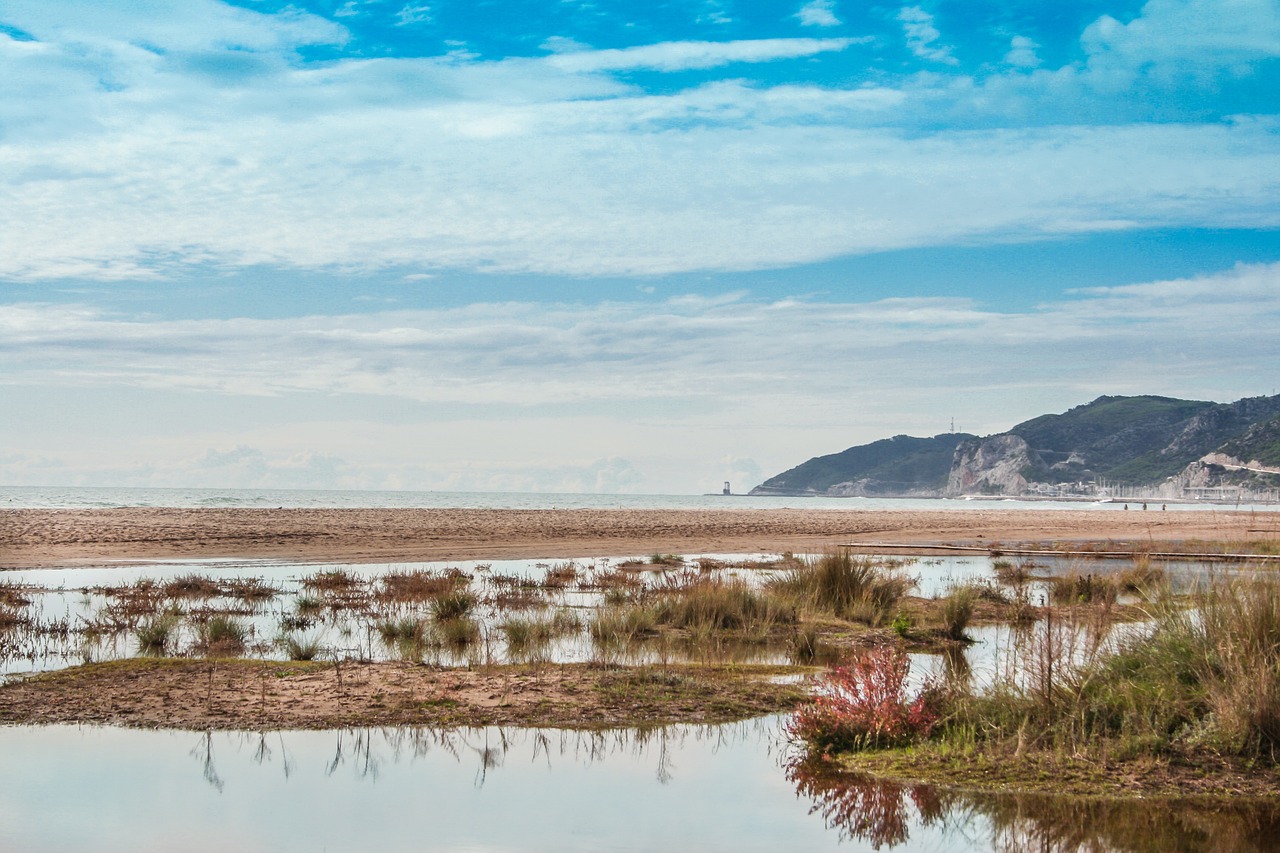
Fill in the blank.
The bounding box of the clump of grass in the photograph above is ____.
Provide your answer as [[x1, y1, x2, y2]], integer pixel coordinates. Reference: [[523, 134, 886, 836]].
[[430, 590, 477, 621], [649, 554, 685, 567], [992, 559, 1032, 586], [940, 584, 979, 641], [1116, 557, 1164, 593], [278, 632, 323, 661], [196, 615, 248, 657], [772, 551, 913, 626], [590, 605, 659, 647], [222, 577, 281, 602], [0, 582, 32, 609], [1049, 570, 1118, 606], [650, 577, 794, 635], [377, 616, 428, 644], [436, 617, 480, 647], [134, 612, 181, 655], [162, 574, 222, 599], [379, 568, 469, 602], [302, 569, 363, 592], [791, 624, 821, 663], [542, 562, 579, 588], [294, 594, 324, 614]]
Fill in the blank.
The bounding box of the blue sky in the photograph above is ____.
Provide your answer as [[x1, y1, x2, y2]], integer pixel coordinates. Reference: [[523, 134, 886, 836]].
[[2, 0, 1278, 493]]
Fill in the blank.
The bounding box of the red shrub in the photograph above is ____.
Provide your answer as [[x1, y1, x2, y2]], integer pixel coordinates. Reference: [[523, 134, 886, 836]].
[[788, 645, 941, 753]]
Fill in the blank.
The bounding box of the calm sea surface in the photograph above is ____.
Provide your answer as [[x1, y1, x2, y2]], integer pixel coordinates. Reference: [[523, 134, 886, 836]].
[[4, 485, 1272, 511]]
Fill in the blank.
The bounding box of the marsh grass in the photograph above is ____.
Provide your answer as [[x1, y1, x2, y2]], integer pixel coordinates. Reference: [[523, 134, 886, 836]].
[[134, 611, 181, 655], [912, 572, 1280, 763], [772, 551, 913, 626], [1049, 570, 1119, 606], [0, 582, 32, 609], [279, 632, 324, 661], [940, 584, 979, 641], [162, 574, 222, 599], [436, 617, 480, 648], [377, 616, 428, 645], [542, 562, 579, 588], [651, 577, 794, 637], [378, 569, 469, 602], [222, 577, 282, 602], [196, 615, 248, 657], [430, 590, 477, 622], [992, 559, 1032, 586], [589, 605, 659, 647]]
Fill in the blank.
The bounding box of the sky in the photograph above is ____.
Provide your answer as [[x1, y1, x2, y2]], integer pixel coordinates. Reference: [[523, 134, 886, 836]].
[[2, 0, 1279, 495]]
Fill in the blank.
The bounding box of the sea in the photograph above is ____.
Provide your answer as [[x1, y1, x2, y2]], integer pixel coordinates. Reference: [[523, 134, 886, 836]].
[[3, 485, 1275, 512]]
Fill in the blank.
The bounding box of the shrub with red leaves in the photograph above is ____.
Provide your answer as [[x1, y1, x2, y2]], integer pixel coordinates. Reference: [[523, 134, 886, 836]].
[[788, 645, 942, 754]]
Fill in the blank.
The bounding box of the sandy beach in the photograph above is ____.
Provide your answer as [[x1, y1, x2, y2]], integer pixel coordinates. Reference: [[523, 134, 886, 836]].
[[3, 506, 1277, 568]]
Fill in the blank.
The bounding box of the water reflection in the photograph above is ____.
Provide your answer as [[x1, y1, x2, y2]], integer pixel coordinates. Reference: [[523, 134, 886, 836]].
[[786, 761, 1280, 853], [1, 721, 1276, 853]]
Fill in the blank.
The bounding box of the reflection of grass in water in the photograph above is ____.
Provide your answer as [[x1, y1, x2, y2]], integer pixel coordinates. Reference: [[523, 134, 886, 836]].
[[787, 760, 1280, 853]]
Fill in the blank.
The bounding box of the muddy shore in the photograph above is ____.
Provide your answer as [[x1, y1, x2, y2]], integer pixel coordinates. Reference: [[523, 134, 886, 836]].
[[4, 506, 1276, 568]]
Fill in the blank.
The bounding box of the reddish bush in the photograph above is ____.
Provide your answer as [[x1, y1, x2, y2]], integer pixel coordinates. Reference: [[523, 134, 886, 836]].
[[788, 645, 941, 753]]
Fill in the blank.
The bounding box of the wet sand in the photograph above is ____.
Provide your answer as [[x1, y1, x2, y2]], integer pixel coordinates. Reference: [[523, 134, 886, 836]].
[[3, 506, 1276, 568]]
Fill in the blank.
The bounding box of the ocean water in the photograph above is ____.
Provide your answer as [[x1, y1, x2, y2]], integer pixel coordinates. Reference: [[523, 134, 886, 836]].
[[3, 485, 1272, 511]]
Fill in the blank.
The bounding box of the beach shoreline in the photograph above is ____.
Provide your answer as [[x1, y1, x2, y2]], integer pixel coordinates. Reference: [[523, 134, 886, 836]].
[[3, 506, 1276, 569]]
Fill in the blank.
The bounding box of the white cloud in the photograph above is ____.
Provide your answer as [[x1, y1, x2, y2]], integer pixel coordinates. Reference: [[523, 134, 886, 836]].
[[796, 0, 841, 28], [542, 37, 855, 72], [1082, 0, 1280, 74], [0, 0, 1274, 284], [1004, 35, 1040, 68], [897, 6, 957, 65], [395, 4, 433, 27]]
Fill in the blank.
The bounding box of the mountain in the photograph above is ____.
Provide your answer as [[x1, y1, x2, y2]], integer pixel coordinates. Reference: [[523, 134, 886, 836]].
[[751, 433, 975, 497], [750, 394, 1280, 498]]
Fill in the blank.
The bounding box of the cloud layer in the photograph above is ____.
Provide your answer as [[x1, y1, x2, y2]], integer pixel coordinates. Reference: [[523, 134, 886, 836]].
[[4, 262, 1277, 491], [0, 0, 1276, 281]]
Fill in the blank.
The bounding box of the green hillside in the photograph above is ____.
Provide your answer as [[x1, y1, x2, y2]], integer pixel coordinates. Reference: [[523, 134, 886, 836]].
[[751, 433, 972, 495]]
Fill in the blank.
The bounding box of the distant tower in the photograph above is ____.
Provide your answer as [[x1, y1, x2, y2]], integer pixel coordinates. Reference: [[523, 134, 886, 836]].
[[950, 417, 956, 434], [723, 481, 731, 495]]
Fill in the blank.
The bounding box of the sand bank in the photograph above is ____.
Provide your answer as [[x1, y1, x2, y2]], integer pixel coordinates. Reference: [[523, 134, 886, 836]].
[[3, 506, 1276, 568]]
